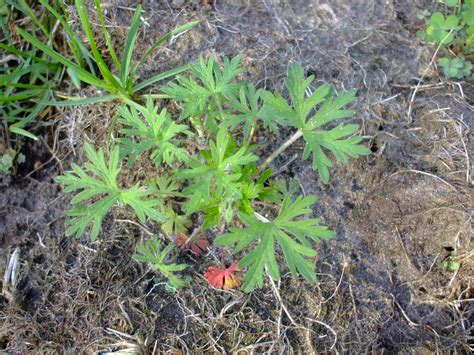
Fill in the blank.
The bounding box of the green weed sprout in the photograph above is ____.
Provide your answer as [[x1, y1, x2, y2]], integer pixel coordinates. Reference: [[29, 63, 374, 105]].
[[58, 57, 370, 292], [133, 236, 187, 290], [215, 195, 334, 292], [0, 148, 25, 174]]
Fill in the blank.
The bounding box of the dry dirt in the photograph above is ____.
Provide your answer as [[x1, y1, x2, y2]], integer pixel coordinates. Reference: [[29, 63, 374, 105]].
[[1, 0, 473, 353]]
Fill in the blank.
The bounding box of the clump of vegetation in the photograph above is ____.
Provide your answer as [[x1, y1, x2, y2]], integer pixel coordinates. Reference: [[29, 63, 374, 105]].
[[417, 0, 473, 79], [1, 0, 369, 293], [132, 236, 188, 291], [0, 0, 198, 142], [1, 0, 66, 143], [16, 0, 199, 105], [56, 55, 370, 292]]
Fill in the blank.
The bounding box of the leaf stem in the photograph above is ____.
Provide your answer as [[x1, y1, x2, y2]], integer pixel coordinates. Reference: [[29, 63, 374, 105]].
[[253, 129, 303, 178], [248, 117, 257, 143], [214, 94, 225, 121], [254, 211, 270, 223]]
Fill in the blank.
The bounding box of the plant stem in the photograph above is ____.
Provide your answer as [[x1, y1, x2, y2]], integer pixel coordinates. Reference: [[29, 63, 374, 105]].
[[254, 211, 270, 223], [214, 94, 225, 121], [248, 117, 257, 143], [253, 129, 303, 178]]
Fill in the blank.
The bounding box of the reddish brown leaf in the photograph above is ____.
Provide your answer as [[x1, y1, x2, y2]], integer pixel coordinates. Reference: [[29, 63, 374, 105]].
[[176, 232, 209, 257], [205, 261, 242, 290]]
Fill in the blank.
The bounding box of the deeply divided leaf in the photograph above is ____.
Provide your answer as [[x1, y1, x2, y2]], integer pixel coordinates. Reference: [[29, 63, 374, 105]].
[[56, 143, 163, 240], [215, 195, 335, 292], [133, 236, 187, 289], [117, 97, 190, 167]]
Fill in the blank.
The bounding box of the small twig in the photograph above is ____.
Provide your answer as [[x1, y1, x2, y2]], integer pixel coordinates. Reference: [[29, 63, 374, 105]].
[[392, 295, 442, 340], [349, 284, 361, 343], [4, 248, 20, 291], [448, 266, 460, 286], [453, 298, 474, 304], [370, 93, 401, 106], [304, 317, 338, 350], [344, 34, 372, 54], [322, 258, 345, 304], [388, 169, 457, 192], [394, 226, 416, 269], [118, 303, 133, 329], [393, 297, 419, 328], [272, 154, 298, 176], [454, 122, 471, 185], [219, 297, 243, 318], [267, 271, 297, 326]]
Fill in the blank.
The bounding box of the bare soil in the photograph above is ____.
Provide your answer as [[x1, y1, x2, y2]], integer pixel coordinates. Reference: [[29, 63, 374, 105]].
[[1, 0, 473, 353]]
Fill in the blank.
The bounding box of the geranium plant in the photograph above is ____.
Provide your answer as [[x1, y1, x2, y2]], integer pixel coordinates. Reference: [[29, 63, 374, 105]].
[[57, 56, 370, 291]]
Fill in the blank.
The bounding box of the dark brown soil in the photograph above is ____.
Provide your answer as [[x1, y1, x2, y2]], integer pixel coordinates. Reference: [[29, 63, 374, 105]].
[[1, 0, 473, 353]]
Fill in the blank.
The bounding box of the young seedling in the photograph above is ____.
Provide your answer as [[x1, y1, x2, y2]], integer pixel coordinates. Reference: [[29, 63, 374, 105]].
[[257, 63, 371, 183], [133, 236, 187, 290], [215, 195, 334, 291], [116, 97, 190, 167], [58, 56, 370, 292]]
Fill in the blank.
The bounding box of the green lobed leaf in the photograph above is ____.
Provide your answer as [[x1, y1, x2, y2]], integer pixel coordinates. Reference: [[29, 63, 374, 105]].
[[222, 84, 270, 138], [161, 56, 245, 131], [215, 194, 335, 292], [117, 97, 190, 167], [133, 236, 188, 289], [302, 124, 371, 184], [56, 143, 163, 240], [177, 128, 257, 227]]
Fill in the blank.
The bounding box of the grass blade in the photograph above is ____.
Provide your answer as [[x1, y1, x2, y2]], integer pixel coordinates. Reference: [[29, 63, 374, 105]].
[[134, 20, 200, 75], [120, 5, 142, 89], [14, 0, 49, 37], [0, 43, 54, 66], [43, 94, 116, 106], [0, 63, 47, 85], [0, 90, 41, 103], [17, 28, 113, 91], [9, 125, 38, 140], [75, 0, 121, 90], [38, 0, 89, 68], [3, 83, 51, 90], [132, 65, 188, 93], [94, 0, 121, 72]]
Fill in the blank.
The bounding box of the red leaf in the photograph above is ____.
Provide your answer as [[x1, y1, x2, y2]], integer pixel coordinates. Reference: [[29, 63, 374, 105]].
[[205, 261, 243, 290], [176, 232, 209, 257]]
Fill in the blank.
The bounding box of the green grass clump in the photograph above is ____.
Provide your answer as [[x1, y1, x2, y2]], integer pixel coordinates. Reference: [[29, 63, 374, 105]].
[[1, 0, 65, 140], [0, 0, 198, 143], [16, 0, 199, 105]]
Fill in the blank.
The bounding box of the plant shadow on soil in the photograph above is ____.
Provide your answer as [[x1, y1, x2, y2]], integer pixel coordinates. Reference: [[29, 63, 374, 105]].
[[0, 0, 473, 352]]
